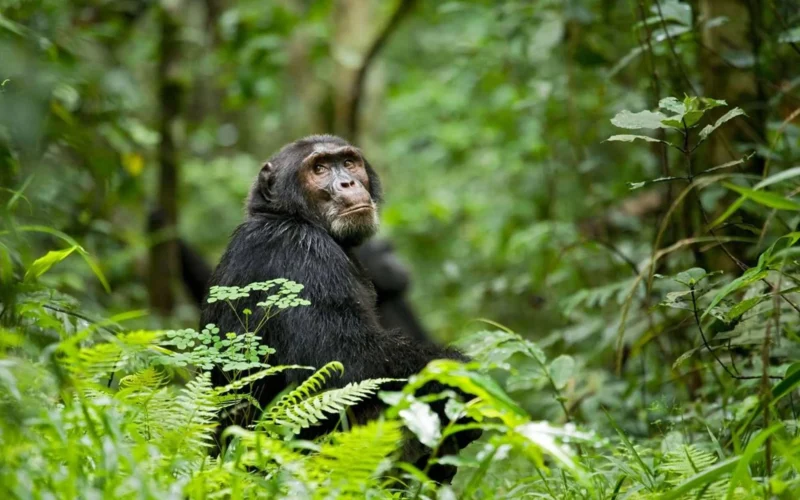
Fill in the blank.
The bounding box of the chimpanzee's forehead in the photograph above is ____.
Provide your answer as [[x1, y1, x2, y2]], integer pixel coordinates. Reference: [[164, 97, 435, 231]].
[[304, 143, 361, 161]]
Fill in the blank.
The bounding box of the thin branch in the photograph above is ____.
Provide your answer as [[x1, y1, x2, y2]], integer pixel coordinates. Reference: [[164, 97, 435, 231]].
[[653, 0, 698, 95], [689, 286, 780, 380], [345, 0, 418, 141]]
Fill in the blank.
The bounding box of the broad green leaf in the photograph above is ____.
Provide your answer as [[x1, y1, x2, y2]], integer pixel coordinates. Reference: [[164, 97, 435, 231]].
[[701, 268, 768, 319], [661, 116, 684, 128], [659, 97, 684, 114], [699, 107, 746, 141], [722, 182, 800, 211], [675, 267, 709, 286], [681, 110, 704, 127], [398, 401, 441, 447], [610, 110, 668, 130], [24, 246, 79, 282], [757, 231, 800, 267], [548, 355, 575, 390], [515, 422, 580, 472], [696, 97, 727, 110], [606, 134, 665, 144], [726, 295, 765, 321]]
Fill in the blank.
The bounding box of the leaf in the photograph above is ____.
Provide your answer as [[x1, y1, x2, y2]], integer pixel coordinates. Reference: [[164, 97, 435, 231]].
[[770, 365, 800, 402], [754, 166, 800, 189], [674, 267, 708, 286], [672, 347, 700, 370], [659, 455, 741, 500], [399, 401, 441, 447], [698, 107, 746, 141], [606, 134, 667, 144], [515, 422, 579, 471], [8, 226, 111, 292], [628, 176, 683, 190], [659, 97, 684, 114], [610, 110, 669, 130], [702, 268, 768, 319], [709, 167, 800, 228], [548, 355, 575, 390], [726, 295, 765, 321], [727, 426, 783, 497], [722, 182, 800, 211], [702, 151, 754, 174], [24, 246, 79, 282], [651, 1, 691, 25]]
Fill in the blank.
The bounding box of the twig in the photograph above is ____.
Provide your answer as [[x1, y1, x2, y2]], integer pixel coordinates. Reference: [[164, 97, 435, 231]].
[[653, 0, 698, 95], [689, 286, 780, 380], [345, 0, 418, 141]]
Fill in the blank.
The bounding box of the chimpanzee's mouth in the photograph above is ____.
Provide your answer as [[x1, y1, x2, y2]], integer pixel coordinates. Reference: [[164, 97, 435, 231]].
[[339, 204, 373, 216]]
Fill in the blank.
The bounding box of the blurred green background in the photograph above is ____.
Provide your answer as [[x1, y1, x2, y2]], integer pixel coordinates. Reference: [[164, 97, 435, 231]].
[[4, 0, 800, 497], [2, 0, 800, 434]]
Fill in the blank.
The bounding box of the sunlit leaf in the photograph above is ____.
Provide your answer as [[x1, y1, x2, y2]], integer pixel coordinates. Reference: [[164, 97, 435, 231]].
[[611, 109, 669, 130], [722, 182, 800, 211], [24, 246, 79, 282], [607, 134, 664, 144], [698, 107, 746, 141], [398, 401, 441, 447]]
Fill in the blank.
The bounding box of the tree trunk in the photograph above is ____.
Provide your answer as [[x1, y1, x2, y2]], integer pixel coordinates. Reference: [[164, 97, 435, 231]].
[[148, 1, 183, 315]]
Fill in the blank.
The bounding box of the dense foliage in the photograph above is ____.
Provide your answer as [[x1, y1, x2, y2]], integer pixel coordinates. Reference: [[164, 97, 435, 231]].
[[2, 0, 800, 498]]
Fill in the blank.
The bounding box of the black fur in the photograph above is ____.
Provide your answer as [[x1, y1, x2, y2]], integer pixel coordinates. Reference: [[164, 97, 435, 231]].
[[200, 135, 476, 483]]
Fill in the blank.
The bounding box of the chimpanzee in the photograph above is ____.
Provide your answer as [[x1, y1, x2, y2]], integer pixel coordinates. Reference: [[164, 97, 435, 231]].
[[200, 135, 477, 482], [354, 238, 429, 343], [161, 228, 431, 343]]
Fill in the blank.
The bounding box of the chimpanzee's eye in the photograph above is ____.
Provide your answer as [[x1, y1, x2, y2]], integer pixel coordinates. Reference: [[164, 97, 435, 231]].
[[344, 159, 355, 169], [313, 164, 326, 175]]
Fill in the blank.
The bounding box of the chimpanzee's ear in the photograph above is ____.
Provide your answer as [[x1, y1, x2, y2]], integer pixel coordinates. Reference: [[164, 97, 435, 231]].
[[258, 161, 275, 197], [246, 161, 276, 216], [259, 161, 274, 182]]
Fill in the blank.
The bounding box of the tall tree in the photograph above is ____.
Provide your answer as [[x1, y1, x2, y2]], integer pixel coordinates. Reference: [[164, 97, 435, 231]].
[[148, 0, 184, 314]]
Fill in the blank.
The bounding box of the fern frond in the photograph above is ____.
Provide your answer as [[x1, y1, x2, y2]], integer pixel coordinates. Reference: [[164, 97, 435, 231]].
[[307, 419, 403, 496], [165, 372, 219, 458], [265, 378, 398, 433], [119, 366, 170, 391], [661, 445, 718, 481], [213, 364, 312, 394], [265, 361, 344, 423], [68, 330, 163, 382], [73, 342, 124, 381], [660, 445, 733, 499]]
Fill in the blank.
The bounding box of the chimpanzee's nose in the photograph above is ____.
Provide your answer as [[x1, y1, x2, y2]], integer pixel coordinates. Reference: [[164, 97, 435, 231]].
[[339, 178, 356, 189]]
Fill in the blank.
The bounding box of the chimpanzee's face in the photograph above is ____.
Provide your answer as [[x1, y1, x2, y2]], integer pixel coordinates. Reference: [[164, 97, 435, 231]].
[[248, 136, 382, 247], [298, 142, 379, 244]]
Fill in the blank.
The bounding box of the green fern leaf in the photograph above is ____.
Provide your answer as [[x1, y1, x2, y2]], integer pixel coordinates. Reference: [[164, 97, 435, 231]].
[[308, 419, 403, 496], [266, 378, 399, 433]]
